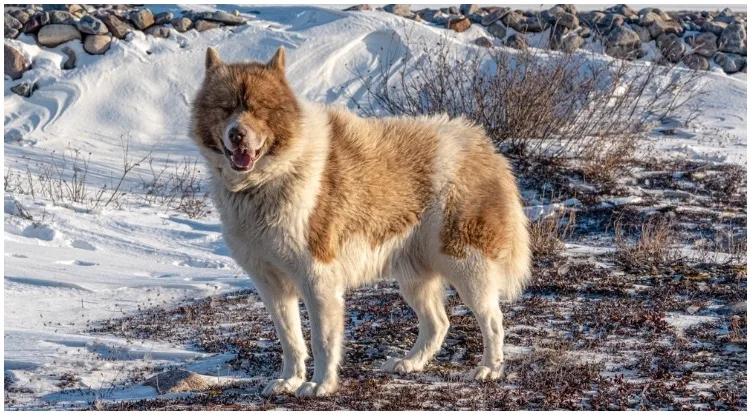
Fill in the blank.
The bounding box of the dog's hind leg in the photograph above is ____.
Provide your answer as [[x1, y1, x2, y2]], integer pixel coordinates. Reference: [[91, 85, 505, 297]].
[[252, 269, 308, 396], [381, 275, 449, 374], [443, 258, 506, 381]]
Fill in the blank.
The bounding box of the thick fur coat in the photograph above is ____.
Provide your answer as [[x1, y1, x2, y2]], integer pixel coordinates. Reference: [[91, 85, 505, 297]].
[[190, 47, 531, 397]]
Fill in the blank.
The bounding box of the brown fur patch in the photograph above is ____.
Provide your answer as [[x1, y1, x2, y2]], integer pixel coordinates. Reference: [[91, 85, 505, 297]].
[[190, 61, 300, 158], [440, 139, 521, 260], [307, 111, 438, 263]]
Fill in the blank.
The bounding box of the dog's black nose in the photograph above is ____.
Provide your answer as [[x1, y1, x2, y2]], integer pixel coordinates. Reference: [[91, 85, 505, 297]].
[[228, 127, 244, 146]]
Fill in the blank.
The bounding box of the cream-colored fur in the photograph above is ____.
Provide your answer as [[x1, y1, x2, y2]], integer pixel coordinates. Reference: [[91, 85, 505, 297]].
[[202, 101, 531, 397]]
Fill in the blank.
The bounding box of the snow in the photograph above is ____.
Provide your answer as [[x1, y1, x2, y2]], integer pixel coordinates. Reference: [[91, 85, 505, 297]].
[[3, 4, 747, 409]]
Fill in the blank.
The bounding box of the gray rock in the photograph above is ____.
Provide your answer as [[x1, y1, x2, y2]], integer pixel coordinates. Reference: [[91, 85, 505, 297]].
[[460, 4, 479, 16], [714, 52, 746, 74], [21, 14, 42, 34], [514, 16, 547, 33], [83, 34, 111, 55], [9, 9, 30, 24], [577, 11, 604, 27], [703, 21, 727, 36], [487, 21, 506, 39], [144, 25, 169, 38], [171, 17, 192, 32], [130, 8, 154, 30], [48, 10, 75, 25], [37, 24, 82, 47], [474, 36, 493, 48], [719, 22, 746, 54], [501, 11, 523, 28], [77, 15, 108, 35], [5, 28, 19, 38], [682, 54, 709, 70], [10, 81, 37, 97], [61, 45, 76, 69], [448, 6, 460, 15], [100, 14, 133, 39], [605, 44, 645, 60], [597, 13, 624, 33], [39, 11, 51, 26], [344, 5, 372, 12], [606, 25, 641, 47], [467, 12, 485, 24], [154, 12, 173, 25], [188, 10, 247, 25], [639, 11, 662, 26], [5, 13, 22, 30], [503, 33, 528, 50], [143, 370, 208, 395], [605, 4, 637, 19], [560, 33, 584, 52], [67, 4, 86, 18], [658, 33, 685, 63], [550, 11, 578, 29], [4, 44, 27, 80], [632, 24, 651, 42], [194, 20, 221, 32], [480, 7, 509, 26], [713, 7, 737, 24], [383, 4, 413, 18], [686, 32, 717, 57]]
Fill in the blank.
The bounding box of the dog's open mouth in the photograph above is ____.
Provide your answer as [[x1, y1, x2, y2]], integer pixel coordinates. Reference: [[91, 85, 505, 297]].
[[224, 148, 260, 172]]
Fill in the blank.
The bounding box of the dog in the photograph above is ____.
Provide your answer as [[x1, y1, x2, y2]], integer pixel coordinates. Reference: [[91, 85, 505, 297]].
[[190, 46, 531, 397]]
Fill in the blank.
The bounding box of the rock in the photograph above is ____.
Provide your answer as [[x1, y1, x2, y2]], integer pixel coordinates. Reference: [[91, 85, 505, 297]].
[[5, 13, 22, 30], [467, 12, 485, 24], [686, 32, 717, 57], [515, 16, 547, 33], [480, 7, 509, 26], [448, 6, 460, 15], [130, 8, 154, 30], [10, 82, 37, 97], [474, 36, 493, 48], [83, 34, 111, 55], [37, 24, 82, 47], [344, 4, 371, 12], [4, 44, 27, 80], [577, 25, 591, 38], [713, 7, 737, 24], [597, 13, 624, 33], [487, 21, 506, 39], [383, 4, 413, 18], [171, 17, 192, 32], [605, 44, 645, 60], [501, 11, 523, 28], [9, 9, 30, 24], [67, 4, 86, 18], [503, 33, 528, 50], [144, 25, 169, 38], [39, 11, 51, 26], [153, 12, 173, 26], [577, 11, 604, 27], [632, 24, 651, 42], [658, 33, 685, 63], [647, 17, 668, 39], [61, 45, 76, 69], [189, 10, 246, 25], [550, 11, 578, 29], [639, 7, 670, 22], [682, 54, 708, 70], [460, 4, 479, 16], [663, 20, 683, 36], [5, 28, 19, 38], [719, 22, 746, 54], [48, 10, 75, 25], [100, 14, 133, 39], [639, 11, 661, 26], [143, 370, 209, 395], [194, 20, 221, 32], [77, 15, 108, 35], [703, 21, 727, 36], [20, 14, 42, 34], [714, 52, 746, 74], [606, 25, 641, 47], [560, 34, 584, 52], [447, 17, 470, 32], [605, 4, 637, 20]]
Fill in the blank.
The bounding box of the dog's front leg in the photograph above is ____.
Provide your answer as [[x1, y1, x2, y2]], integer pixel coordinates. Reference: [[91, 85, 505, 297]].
[[251, 270, 308, 396], [295, 280, 345, 397]]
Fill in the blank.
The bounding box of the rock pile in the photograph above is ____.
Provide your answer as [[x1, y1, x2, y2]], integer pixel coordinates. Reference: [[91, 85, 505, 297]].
[[4, 4, 252, 81], [359, 4, 747, 74]]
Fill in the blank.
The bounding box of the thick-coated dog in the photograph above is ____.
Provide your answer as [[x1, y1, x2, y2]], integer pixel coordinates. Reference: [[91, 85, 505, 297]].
[[190, 47, 531, 397]]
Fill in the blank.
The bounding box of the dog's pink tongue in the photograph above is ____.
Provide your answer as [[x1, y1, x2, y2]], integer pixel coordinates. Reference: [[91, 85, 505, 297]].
[[232, 151, 253, 169]]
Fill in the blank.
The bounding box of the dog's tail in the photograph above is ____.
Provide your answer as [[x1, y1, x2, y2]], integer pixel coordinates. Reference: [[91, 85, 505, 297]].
[[498, 198, 532, 303]]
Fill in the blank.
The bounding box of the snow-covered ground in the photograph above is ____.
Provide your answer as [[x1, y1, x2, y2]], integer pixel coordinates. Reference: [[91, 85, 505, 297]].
[[3, 4, 747, 410]]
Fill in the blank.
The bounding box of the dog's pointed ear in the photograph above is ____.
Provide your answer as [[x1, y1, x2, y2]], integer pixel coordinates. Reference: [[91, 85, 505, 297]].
[[205, 47, 222, 70], [267, 46, 285, 72]]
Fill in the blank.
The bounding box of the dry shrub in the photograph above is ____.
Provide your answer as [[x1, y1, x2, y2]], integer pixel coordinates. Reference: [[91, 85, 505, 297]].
[[614, 215, 680, 268], [530, 210, 576, 258], [350, 31, 704, 177]]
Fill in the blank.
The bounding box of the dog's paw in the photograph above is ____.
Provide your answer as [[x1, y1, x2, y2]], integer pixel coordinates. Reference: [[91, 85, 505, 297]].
[[380, 357, 423, 374], [262, 377, 305, 396], [295, 381, 338, 397], [466, 363, 505, 381]]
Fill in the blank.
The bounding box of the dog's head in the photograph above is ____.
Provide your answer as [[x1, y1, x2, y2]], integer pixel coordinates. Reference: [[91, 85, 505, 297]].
[[191, 47, 300, 174]]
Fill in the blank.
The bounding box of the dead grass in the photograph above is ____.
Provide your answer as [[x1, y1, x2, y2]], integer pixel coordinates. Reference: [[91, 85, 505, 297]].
[[530, 210, 575, 258], [614, 215, 680, 269]]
